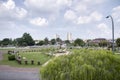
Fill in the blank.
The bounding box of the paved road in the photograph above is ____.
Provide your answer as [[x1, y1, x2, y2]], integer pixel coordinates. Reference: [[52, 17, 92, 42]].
[[0, 71, 40, 80]]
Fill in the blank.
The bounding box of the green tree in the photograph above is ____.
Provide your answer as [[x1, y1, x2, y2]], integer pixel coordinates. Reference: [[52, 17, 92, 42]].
[[0, 40, 1, 46], [14, 33, 34, 46], [50, 39, 56, 45], [37, 40, 44, 46], [44, 37, 49, 45], [99, 40, 108, 47], [56, 38, 62, 43], [22, 33, 35, 46], [1, 38, 12, 46], [116, 38, 120, 47], [86, 39, 91, 46], [74, 38, 85, 46], [15, 38, 24, 46], [65, 40, 70, 44], [56, 38, 62, 49]]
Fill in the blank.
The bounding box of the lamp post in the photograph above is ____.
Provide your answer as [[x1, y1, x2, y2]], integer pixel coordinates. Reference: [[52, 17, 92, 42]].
[[106, 15, 114, 53]]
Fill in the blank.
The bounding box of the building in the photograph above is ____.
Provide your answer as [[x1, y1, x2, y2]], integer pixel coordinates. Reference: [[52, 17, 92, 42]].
[[88, 38, 108, 47]]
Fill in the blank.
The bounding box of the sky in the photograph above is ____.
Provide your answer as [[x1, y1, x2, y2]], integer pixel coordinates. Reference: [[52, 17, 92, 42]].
[[0, 0, 120, 40]]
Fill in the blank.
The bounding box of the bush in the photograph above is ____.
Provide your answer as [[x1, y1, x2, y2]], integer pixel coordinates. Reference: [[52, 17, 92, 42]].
[[8, 50, 13, 55], [8, 55, 15, 61], [40, 49, 120, 80]]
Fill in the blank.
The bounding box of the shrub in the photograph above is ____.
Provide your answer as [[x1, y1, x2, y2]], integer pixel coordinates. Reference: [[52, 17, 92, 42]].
[[25, 60, 28, 65], [8, 55, 15, 61], [31, 60, 34, 65], [8, 50, 13, 55], [38, 61, 40, 65], [40, 49, 120, 80]]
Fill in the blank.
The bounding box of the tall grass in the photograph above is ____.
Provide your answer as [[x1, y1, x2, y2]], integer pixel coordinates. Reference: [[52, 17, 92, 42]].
[[40, 49, 120, 80]]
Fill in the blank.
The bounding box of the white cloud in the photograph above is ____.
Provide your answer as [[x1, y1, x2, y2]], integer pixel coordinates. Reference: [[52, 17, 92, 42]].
[[83, 0, 105, 4], [112, 6, 120, 19], [76, 11, 103, 24], [15, 8, 27, 19], [3, 0, 15, 9], [90, 11, 103, 21], [77, 16, 91, 24], [0, 0, 27, 20], [64, 10, 77, 21], [74, 4, 87, 13], [30, 17, 48, 26], [24, 0, 72, 12], [97, 23, 111, 35]]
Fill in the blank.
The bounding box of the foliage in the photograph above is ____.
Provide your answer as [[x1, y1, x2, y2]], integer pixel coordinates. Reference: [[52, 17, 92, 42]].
[[74, 38, 85, 46], [99, 40, 108, 47], [15, 38, 25, 46], [22, 33, 35, 46], [44, 37, 49, 45], [8, 55, 15, 61], [116, 38, 120, 47], [40, 49, 120, 80], [37, 40, 44, 46], [14, 33, 35, 46], [1, 38, 12, 46], [50, 39, 56, 45], [0, 40, 1, 46], [65, 40, 70, 45], [56, 38, 62, 43]]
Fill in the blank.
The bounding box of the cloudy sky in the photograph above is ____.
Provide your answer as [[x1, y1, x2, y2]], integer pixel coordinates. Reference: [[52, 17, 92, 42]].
[[0, 0, 120, 40]]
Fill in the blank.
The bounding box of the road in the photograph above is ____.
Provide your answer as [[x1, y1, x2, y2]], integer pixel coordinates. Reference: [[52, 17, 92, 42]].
[[0, 71, 40, 80]]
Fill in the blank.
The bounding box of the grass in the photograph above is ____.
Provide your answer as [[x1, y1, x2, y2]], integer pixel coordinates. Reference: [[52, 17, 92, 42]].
[[0, 48, 53, 68], [0, 48, 120, 68], [19, 52, 52, 65], [40, 49, 120, 80]]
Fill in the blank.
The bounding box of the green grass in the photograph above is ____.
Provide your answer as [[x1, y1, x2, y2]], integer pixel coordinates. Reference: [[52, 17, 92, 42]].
[[20, 52, 52, 65], [40, 49, 120, 80], [115, 54, 120, 58], [0, 52, 53, 68]]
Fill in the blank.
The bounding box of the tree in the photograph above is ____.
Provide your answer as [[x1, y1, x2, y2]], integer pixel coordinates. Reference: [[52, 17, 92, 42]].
[[15, 38, 25, 46], [22, 33, 35, 46], [56, 38, 62, 49], [50, 39, 56, 45], [99, 40, 108, 47], [86, 39, 91, 46], [0, 40, 1, 46], [56, 38, 62, 43], [65, 40, 71, 46], [65, 40, 70, 44], [116, 38, 120, 47], [74, 38, 85, 46], [14, 33, 35, 46], [1, 38, 12, 46], [37, 40, 44, 46], [44, 37, 49, 45]]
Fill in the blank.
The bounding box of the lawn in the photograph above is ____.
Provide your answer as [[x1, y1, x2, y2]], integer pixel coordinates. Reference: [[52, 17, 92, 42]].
[[19, 52, 52, 65], [0, 48, 54, 67]]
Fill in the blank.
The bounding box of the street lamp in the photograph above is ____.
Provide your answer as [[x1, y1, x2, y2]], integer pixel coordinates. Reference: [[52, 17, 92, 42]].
[[106, 15, 114, 53]]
